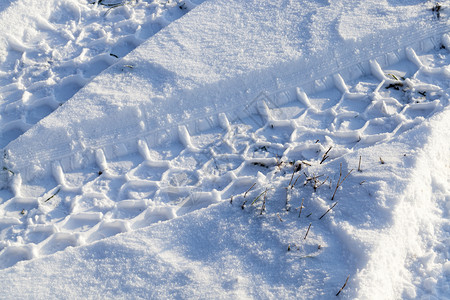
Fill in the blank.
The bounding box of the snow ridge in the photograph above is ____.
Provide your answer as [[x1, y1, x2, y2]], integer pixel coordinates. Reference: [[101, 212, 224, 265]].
[[0, 0, 204, 148]]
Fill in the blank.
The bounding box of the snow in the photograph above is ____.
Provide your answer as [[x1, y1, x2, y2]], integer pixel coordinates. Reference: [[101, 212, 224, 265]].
[[0, 0, 449, 299]]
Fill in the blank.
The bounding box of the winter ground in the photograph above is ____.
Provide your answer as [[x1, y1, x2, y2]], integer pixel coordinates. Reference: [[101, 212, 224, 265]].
[[0, 0, 449, 299]]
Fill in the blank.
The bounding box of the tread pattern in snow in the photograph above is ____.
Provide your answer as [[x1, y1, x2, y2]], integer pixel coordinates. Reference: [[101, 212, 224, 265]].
[[0, 33, 449, 270], [0, 0, 203, 148]]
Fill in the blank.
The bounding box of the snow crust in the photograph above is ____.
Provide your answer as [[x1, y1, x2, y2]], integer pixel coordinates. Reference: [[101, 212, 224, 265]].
[[0, 0, 449, 299]]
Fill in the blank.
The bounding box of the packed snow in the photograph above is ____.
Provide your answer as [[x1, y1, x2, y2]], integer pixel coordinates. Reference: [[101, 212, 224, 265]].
[[0, 0, 449, 299]]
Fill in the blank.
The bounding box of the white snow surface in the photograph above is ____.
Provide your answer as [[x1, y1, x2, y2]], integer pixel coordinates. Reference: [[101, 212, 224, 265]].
[[0, 0, 449, 299]]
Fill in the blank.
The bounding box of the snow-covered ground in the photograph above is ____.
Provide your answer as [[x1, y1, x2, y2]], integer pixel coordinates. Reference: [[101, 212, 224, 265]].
[[0, 0, 449, 299]]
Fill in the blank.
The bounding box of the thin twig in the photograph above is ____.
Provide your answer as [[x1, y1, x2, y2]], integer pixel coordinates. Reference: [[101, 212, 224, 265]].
[[260, 192, 267, 215], [277, 213, 284, 222], [244, 183, 256, 198], [44, 187, 61, 202], [298, 198, 304, 218], [302, 160, 312, 166], [2, 167, 14, 175], [313, 175, 329, 192], [336, 275, 350, 296], [288, 168, 296, 187], [319, 176, 329, 188], [319, 202, 338, 220], [320, 146, 332, 164], [331, 163, 353, 201], [304, 223, 312, 239], [251, 189, 268, 205], [275, 154, 284, 170], [291, 172, 303, 189], [288, 162, 302, 188], [358, 156, 362, 172], [304, 173, 324, 185]]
